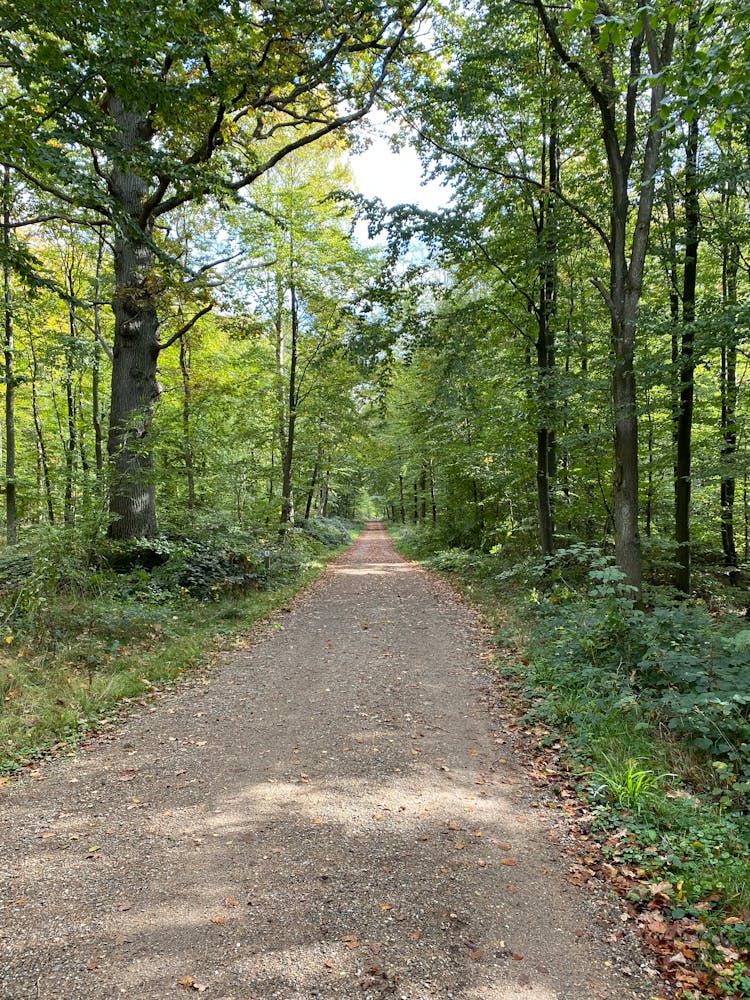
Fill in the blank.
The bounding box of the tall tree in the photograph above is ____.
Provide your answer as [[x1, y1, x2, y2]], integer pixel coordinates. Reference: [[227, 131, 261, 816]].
[[532, 0, 676, 596], [1, 0, 428, 538]]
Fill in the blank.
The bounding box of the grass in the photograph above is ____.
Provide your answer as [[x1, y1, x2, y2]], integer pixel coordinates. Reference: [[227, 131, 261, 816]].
[[0, 529, 354, 778]]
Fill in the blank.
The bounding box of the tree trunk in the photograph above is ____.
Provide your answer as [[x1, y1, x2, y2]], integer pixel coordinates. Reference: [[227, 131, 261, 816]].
[[2, 165, 17, 545], [720, 143, 741, 572], [280, 253, 299, 530], [106, 97, 160, 539], [305, 441, 323, 521], [644, 388, 654, 538], [28, 327, 54, 523], [179, 336, 196, 511], [721, 337, 739, 569], [429, 459, 437, 526], [419, 465, 427, 524], [304, 460, 320, 522], [674, 113, 700, 593], [92, 232, 105, 480], [63, 292, 78, 526], [535, 64, 559, 557], [533, 5, 675, 598]]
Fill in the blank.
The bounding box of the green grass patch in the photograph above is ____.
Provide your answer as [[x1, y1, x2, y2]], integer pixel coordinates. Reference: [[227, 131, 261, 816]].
[[0, 519, 357, 776]]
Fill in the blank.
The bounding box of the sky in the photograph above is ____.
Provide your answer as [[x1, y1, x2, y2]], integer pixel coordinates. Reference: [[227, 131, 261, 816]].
[[349, 130, 449, 213]]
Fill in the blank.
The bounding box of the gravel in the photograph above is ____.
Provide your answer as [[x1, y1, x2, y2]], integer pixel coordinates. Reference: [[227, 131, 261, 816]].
[[0, 524, 665, 999]]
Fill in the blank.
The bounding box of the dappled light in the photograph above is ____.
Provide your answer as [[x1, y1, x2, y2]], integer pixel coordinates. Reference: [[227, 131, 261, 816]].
[[0, 529, 636, 999]]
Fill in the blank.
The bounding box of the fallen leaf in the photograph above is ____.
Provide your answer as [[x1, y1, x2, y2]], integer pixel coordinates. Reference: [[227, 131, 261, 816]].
[[501, 858, 518, 866], [224, 897, 239, 907], [343, 935, 360, 949], [380, 903, 393, 911], [324, 960, 335, 969], [409, 931, 422, 941], [211, 916, 227, 924], [369, 942, 382, 955], [179, 976, 196, 989], [469, 950, 482, 961], [455, 842, 465, 850], [87, 959, 99, 970]]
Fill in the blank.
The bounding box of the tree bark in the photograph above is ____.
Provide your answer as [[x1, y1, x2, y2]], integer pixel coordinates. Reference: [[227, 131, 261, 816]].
[[721, 237, 740, 570], [535, 81, 559, 556], [280, 245, 299, 531], [106, 97, 160, 540], [28, 326, 54, 523], [179, 335, 196, 511], [92, 232, 105, 480], [674, 112, 700, 593], [63, 278, 78, 526], [533, 4, 675, 598], [2, 165, 17, 545]]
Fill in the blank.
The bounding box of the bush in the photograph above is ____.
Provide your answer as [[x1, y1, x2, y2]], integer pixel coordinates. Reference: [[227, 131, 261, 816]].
[[528, 549, 750, 805]]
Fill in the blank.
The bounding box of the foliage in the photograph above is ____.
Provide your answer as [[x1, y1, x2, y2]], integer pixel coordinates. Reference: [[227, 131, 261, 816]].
[[397, 526, 750, 994], [0, 516, 357, 774]]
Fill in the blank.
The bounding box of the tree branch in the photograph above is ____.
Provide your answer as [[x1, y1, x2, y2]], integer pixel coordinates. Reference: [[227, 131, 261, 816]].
[[157, 303, 213, 352]]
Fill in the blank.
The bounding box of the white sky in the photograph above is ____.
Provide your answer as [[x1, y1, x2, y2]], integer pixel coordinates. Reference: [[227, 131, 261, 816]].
[[350, 132, 449, 212]]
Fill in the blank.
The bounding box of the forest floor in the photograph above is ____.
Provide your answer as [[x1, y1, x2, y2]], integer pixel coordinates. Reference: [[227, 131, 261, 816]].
[[0, 524, 669, 1000]]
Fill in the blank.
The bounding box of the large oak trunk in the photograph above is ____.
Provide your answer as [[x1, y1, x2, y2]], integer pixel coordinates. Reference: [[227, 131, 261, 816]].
[[106, 99, 160, 540]]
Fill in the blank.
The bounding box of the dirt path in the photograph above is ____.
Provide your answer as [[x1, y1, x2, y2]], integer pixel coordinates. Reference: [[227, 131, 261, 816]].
[[1, 525, 660, 1000]]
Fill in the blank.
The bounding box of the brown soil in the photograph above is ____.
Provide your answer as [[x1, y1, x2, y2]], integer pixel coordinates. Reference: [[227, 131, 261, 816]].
[[0, 524, 663, 999]]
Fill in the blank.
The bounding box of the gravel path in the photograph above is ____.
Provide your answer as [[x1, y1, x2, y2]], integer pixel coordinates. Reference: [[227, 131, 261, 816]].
[[0, 524, 660, 1000]]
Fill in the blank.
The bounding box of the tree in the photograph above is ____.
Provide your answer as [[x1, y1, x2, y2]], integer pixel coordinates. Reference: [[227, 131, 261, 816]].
[[0, 0, 428, 538], [532, 0, 677, 597]]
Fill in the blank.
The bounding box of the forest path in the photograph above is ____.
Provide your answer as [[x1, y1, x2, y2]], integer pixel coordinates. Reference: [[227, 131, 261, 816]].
[[1, 524, 658, 1000]]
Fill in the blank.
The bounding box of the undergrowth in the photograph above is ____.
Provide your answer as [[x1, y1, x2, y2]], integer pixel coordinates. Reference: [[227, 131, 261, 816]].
[[392, 524, 750, 999], [0, 516, 357, 776]]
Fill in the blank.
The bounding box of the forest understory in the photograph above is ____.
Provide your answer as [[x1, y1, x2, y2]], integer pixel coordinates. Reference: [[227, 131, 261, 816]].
[[393, 527, 750, 1000]]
